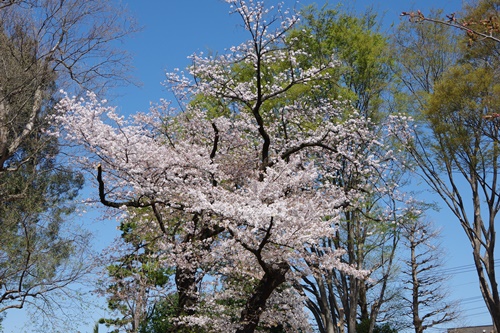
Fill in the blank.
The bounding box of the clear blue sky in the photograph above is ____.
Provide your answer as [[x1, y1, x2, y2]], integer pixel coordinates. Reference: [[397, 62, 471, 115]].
[[4, 0, 490, 332]]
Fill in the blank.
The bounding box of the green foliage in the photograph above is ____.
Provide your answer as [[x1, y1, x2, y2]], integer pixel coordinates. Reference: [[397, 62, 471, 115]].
[[406, 1, 500, 171], [391, 9, 459, 118], [357, 319, 398, 333], [295, 5, 393, 121], [0, 133, 86, 309], [424, 64, 500, 177], [138, 295, 179, 333], [99, 214, 175, 333], [189, 94, 232, 120]]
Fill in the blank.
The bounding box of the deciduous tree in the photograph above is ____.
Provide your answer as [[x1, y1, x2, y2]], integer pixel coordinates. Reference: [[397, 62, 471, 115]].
[[0, 0, 136, 178], [391, 2, 500, 328]]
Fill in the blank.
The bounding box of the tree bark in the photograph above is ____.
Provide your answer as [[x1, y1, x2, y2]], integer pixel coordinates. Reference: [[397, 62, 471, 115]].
[[175, 264, 198, 316], [236, 261, 289, 333]]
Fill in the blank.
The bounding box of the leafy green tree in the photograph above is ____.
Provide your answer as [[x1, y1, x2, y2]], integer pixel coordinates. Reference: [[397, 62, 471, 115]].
[[297, 5, 393, 120], [0, 137, 87, 312], [138, 296, 179, 333], [288, 7, 408, 333]]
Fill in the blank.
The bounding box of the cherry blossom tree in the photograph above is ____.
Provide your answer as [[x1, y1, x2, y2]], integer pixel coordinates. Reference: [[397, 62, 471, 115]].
[[54, 1, 407, 332]]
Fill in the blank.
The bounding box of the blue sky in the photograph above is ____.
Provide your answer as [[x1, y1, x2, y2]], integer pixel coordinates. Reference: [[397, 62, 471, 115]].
[[4, 0, 492, 332], [112, 0, 458, 114]]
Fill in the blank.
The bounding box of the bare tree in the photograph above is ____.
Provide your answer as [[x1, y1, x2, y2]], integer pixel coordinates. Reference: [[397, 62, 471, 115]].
[[400, 219, 460, 333]]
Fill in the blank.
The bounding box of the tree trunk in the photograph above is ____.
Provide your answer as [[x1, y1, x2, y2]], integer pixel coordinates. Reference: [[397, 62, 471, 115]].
[[346, 214, 359, 333], [469, 180, 500, 332], [175, 263, 198, 316], [236, 261, 289, 333]]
